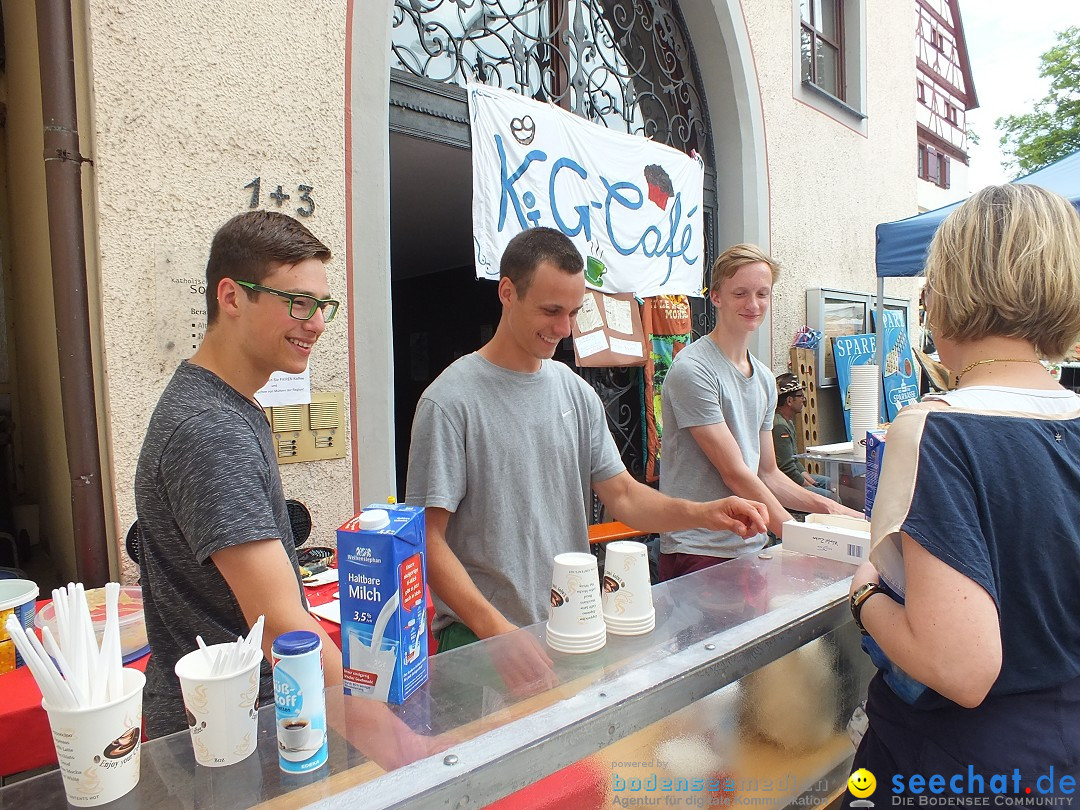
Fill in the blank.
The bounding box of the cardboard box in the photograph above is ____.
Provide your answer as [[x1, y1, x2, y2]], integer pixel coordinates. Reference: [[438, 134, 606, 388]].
[[863, 429, 887, 520], [782, 514, 871, 566], [337, 504, 429, 704]]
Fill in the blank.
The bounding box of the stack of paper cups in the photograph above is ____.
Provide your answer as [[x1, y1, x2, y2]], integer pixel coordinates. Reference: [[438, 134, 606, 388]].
[[849, 364, 881, 461], [601, 541, 655, 635], [546, 553, 606, 653]]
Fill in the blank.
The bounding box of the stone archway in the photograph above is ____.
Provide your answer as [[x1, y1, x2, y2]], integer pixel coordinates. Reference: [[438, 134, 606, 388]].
[[345, 0, 768, 501]]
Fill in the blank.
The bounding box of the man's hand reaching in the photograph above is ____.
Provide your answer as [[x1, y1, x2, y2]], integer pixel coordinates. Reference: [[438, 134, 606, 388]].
[[699, 496, 769, 538], [481, 622, 561, 698]]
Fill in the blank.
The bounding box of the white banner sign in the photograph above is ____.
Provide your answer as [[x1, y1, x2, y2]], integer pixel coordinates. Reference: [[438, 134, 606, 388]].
[[470, 84, 705, 298]]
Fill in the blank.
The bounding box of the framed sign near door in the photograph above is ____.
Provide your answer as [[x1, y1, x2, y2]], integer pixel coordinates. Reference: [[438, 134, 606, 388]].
[[807, 288, 913, 388], [807, 289, 869, 387]]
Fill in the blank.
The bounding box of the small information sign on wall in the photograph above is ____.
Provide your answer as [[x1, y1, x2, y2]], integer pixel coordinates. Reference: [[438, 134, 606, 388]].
[[154, 247, 209, 360], [571, 291, 646, 368]]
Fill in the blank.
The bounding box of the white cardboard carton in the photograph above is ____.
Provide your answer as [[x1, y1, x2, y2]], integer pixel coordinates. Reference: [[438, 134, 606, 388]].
[[781, 514, 871, 565]]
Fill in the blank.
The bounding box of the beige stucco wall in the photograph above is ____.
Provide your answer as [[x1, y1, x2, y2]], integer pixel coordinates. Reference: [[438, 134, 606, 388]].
[[742, 0, 921, 438], [85, 0, 354, 578]]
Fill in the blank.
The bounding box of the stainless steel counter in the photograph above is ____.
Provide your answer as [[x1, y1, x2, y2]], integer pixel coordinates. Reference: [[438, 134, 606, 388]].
[[0, 550, 869, 809]]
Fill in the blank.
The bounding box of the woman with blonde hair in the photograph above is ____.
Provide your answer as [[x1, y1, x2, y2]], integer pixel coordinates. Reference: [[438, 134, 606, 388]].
[[846, 184, 1080, 797]]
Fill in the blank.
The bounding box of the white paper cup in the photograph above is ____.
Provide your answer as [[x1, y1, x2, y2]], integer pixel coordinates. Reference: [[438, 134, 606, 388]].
[[545, 625, 606, 653], [43, 668, 144, 807], [604, 611, 656, 635], [601, 541, 655, 635], [546, 552, 606, 652], [175, 643, 261, 767]]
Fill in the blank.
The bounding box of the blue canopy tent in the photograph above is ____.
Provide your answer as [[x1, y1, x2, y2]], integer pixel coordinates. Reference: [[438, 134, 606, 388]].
[[872, 148, 1080, 371]]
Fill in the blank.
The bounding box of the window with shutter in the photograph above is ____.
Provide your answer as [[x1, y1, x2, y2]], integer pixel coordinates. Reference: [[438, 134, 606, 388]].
[[926, 146, 940, 184]]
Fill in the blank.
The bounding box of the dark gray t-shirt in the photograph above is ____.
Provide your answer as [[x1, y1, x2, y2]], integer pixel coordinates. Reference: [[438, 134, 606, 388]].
[[134, 361, 302, 737], [659, 336, 775, 557], [405, 354, 625, 632]]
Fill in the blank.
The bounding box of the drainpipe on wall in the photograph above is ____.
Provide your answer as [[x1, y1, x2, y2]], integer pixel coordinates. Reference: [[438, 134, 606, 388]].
[[36, 0, 110, 585]]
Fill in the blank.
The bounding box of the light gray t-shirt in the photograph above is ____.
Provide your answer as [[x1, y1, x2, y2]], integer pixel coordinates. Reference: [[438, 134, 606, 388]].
[[405, 354, 625, 633], [659, 336, 775, 557]]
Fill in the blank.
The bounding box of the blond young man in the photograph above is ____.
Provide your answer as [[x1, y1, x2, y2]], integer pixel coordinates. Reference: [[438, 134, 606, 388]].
[[658, 244, 860, 581]]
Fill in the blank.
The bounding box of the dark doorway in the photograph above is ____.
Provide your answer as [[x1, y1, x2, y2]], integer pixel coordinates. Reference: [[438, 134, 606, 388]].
[[390, 132, 502, 494]]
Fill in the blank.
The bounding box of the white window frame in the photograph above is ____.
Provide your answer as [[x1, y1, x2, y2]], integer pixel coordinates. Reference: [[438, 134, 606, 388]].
[[792, 0, 867, 134]]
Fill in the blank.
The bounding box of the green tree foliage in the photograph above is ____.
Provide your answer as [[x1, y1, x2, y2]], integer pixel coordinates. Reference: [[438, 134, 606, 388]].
[[996, 26, 1080, 176]]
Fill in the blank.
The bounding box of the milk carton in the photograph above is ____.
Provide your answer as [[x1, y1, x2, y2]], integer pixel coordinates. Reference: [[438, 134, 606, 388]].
[[337, 504, 428, 704]]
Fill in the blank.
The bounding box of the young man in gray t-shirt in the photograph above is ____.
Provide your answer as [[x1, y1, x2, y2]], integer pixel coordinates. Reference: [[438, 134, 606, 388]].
[[135, 211, 343, 736], [659, 244, 861, 581], [405, 228, 768, 673]]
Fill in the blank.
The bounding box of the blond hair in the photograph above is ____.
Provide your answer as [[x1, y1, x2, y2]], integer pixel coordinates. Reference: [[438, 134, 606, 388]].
[[709, 244, 779, 296], [924, 184, 1080, 360]]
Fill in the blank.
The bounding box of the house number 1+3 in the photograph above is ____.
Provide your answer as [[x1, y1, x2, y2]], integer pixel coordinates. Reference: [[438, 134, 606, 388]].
[[244, 177, 315, 218]]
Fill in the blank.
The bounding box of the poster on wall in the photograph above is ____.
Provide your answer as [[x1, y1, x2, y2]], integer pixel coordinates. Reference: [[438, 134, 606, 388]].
[[570, 291, 647, 368], [469, 83, 705, 298], [833, 333, 886, 440], [873, 309, 919, 419]]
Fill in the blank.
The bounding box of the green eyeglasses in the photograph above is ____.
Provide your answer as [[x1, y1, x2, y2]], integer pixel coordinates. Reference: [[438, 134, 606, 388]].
[[235, 280, 339, 323]]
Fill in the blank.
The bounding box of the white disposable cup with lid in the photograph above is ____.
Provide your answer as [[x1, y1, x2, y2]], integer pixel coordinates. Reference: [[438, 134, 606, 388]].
[[601, 541, 655, 635], [546, 552, 606, 653], [43, 667, 144, 807], [175, 643, 262, 767]]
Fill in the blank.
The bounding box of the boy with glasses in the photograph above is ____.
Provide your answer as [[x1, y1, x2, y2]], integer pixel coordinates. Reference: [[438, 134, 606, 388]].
[[134, 211, 343, 737], [772, 372, 838, 501]]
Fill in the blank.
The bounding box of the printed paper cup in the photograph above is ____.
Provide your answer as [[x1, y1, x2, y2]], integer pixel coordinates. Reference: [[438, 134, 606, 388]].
[[547, 552, 606, 653], [604, 611, 656, 635], [43, 668, 144, 807], [175, 643, 261, 767], [545, 625, 606, 653], [601, 541, 655, 635]]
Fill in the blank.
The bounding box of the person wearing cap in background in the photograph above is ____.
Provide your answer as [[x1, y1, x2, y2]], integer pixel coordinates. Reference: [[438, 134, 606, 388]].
[[772, 372, 839, 502]]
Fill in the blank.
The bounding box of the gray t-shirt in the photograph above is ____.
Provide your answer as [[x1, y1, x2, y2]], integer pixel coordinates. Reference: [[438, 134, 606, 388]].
[[134, 361, 302, 737], [405, 354, 625, 633], [659, 336, 775, 557]]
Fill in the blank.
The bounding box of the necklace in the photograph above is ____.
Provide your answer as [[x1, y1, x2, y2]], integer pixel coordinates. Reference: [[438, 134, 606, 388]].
[[958, 358, 1044, 380]]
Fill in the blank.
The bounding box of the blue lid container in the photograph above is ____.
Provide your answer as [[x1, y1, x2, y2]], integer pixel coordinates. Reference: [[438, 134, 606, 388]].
[[272, 630, 320, 656]]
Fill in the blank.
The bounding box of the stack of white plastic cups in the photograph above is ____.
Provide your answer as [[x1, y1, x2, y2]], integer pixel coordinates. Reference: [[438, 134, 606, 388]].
[[849, 364, 881, 461], [600, 541, 655, 635], [546, 553, 607, 653]]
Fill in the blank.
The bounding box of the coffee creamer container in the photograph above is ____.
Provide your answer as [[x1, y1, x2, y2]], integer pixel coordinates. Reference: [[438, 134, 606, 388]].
[[338, 504, 428, 704], [272, 630, 328, 774]]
